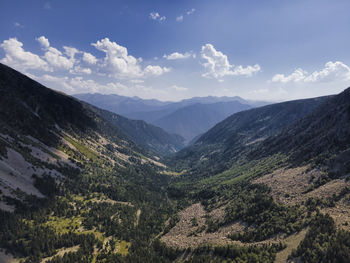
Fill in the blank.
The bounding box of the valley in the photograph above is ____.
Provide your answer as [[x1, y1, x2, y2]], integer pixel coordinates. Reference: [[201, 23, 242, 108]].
[[74, 93, 261, 143], [0, 63, 350, 263]]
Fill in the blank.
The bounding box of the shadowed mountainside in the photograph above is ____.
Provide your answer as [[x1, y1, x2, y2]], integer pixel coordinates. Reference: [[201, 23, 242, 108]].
[[171, 96, 330, 175], [153, 101, 252, 142]]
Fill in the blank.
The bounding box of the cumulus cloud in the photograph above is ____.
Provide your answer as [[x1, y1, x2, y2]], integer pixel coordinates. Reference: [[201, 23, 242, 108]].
[[70, 66, 92, 75], [201, 44, 260, 81], [36, 36, 50, 49], [1, 36, 170, 96], [36, 74, 127, 94], [82, 52, 97, 65], [272, 68, 307, 83], [92, 38, 142, 78], [272, 61, 350, 83], [149, 12, 166, 22], [92, 37, 170, 78], [44, 46, 74, 70], [305, 61, 350, 82], [0, 38, 49, 71], [144, 65, 170, 76], [36, 36, 76, 70], [176, 15, 183, 22], [163, 51, 195, 60], [63, 46, 80, 61]]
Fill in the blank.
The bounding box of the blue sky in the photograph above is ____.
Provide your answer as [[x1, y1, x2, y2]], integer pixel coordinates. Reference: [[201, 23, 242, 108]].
[[1, 0, 350, 101]]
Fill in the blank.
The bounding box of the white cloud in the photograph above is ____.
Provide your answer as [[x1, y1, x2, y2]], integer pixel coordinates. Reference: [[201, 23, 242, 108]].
[[144, 65, 170, 76], [70, 77, 127, 94], [305, 61, 350, 82], [186, 8, 196, 15], [40, 74, 73, 92], [44, 47, 74, 70], [272, 68, 307, 83], [1, 36, 172, 97], [63, 46, 80, 61], [91, 37, 169, 78], [272, 61, 350, 83], [0, 38, 49, 71], [170, 85, 187, 91], [70, 66, 92, 75], [149, 12, 166, 22], [163, 51, 195, 60], [36, 36, 50, 49], [201, 43, 260, 81], [232, 65, 262, 76], [82, 52, 97, 65], [36, 36, 75, 70], [36, 74, 127, 94], [176, 15, 183, 22], [92, 38, 142, 78]]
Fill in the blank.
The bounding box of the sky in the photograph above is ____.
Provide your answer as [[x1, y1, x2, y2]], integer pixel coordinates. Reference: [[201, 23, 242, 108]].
[[1, 0, 350, 102]]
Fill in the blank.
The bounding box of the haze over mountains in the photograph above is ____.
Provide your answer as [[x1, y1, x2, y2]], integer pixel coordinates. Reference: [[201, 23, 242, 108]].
[[74, 93, 268, 143], [1, 63, 350, 262]]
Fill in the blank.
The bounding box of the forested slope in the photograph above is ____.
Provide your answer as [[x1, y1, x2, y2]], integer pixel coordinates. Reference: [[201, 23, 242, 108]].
[[0, 63, 180, 262]]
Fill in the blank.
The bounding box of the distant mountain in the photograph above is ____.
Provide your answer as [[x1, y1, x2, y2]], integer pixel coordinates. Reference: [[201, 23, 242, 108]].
[[153, 101, 252, 142], [172, 96, 330, 174], [84, 103, 185, 155], [74, 93, 265, 142], [74, 93, 172, 118], [125, 95, 263, 124]]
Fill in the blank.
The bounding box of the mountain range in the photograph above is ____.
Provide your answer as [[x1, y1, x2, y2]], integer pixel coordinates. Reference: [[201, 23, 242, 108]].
[[74, 93, 268, 142], [1, 63, 350, 262]]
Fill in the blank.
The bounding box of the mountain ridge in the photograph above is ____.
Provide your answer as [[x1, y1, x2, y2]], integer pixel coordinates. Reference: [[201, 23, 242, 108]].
[[171, 95, 330, 175], [153, 101, 252, 142], [74, 93, 261, 141]]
